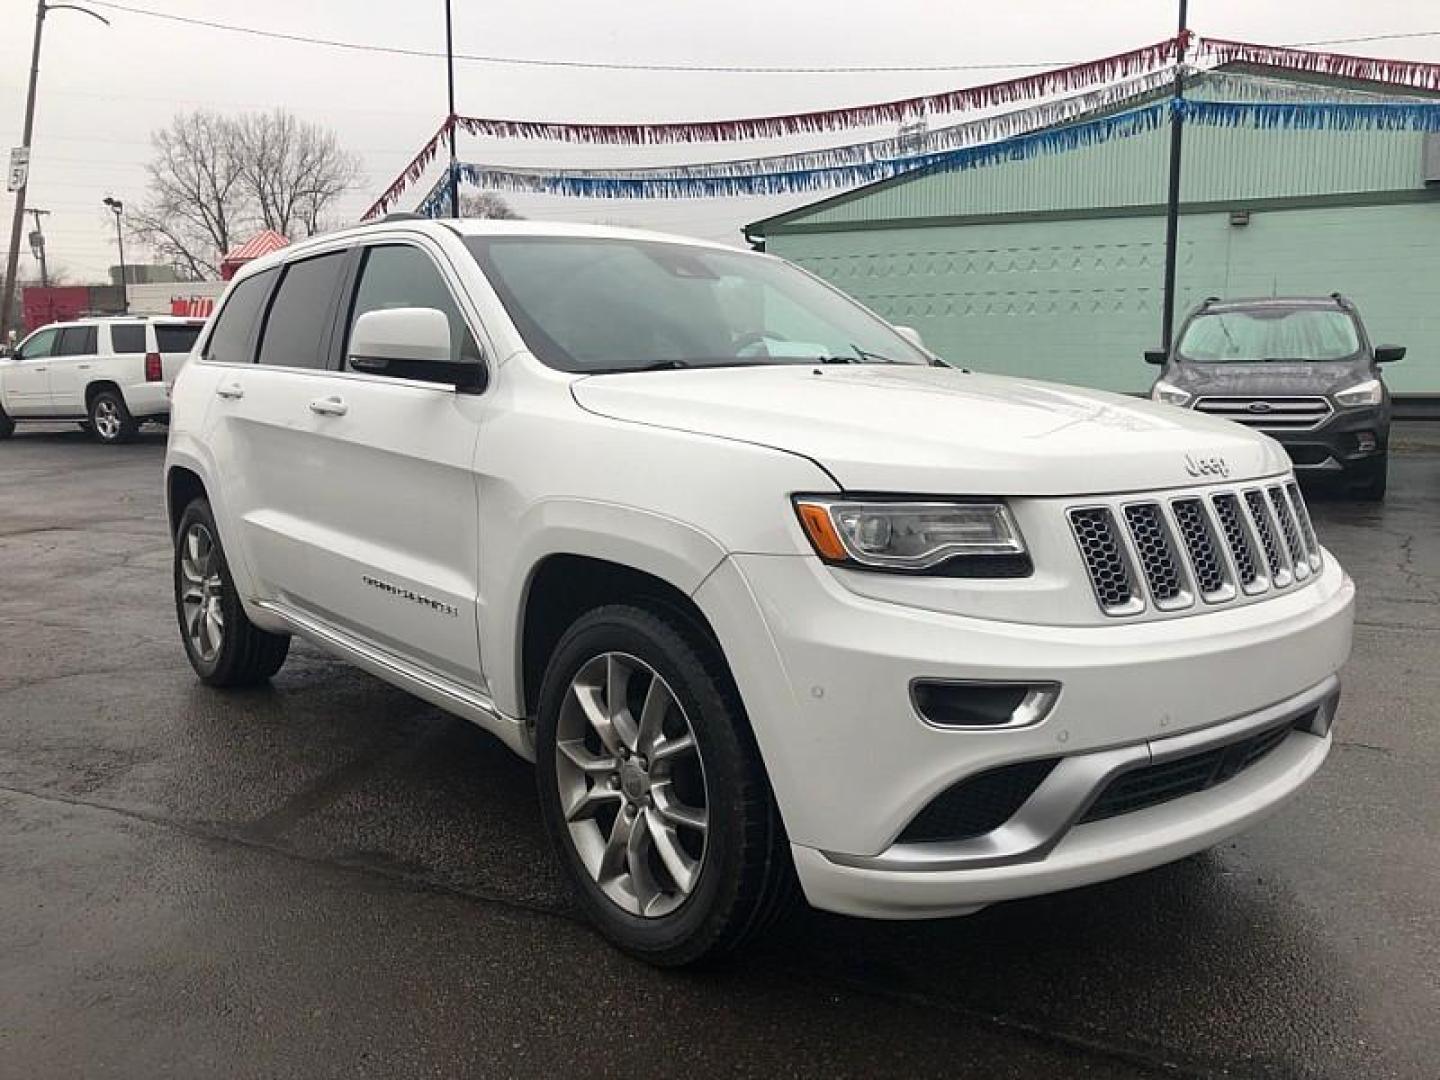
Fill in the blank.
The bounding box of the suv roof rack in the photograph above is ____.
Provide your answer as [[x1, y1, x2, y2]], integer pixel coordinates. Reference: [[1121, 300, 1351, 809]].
[[380, 211, 428, 223]]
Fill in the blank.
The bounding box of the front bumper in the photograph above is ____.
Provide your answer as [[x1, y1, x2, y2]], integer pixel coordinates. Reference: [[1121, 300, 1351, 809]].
[[1261, 405, 1388, 478], [695, 550, 1354, 917]]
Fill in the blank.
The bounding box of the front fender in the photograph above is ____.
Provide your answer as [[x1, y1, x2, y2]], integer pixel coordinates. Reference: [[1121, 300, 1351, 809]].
[[481, 497, 730, 717]]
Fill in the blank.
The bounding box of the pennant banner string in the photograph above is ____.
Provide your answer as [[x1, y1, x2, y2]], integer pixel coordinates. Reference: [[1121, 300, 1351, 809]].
[[418, 97, 1440, 210]]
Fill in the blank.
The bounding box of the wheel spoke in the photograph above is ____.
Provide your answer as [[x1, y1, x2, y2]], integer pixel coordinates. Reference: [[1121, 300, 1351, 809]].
[[635, 675, 670, 756], [626, 811, 663, 914], [653, 782, 707, 832], [644, 807, 699, 896], [650, 732, 696, 765], [598, 807, 635, 883], [573, 681, 622, 756], [607, 655, 639, 751], [557, 739, 619, 777], [563, 782, 621, 823]]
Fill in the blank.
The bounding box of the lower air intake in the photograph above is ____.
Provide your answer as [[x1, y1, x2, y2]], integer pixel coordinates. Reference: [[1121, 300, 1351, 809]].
[[898, 758, 1058, 843]]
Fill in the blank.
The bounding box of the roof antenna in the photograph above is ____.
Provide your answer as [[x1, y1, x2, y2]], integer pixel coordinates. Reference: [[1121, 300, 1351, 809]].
[[1271, 276, 1278, 298]]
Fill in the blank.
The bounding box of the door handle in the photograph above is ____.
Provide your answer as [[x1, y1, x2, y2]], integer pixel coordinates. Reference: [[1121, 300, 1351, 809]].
[[77, 363, 91, 370], [215, 382, 244, 400], [308, 396, 348, 417]]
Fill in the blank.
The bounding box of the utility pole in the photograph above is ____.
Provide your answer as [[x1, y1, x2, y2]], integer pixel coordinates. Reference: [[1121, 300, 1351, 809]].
[[445, 0, 460, 218], [1159, 0, 1189, 352], [26, 207, 49, 287], [0, 0, 107, 342]]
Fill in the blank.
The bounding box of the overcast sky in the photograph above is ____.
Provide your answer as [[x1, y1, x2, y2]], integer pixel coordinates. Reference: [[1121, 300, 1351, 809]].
[[3, 0, 1438, 280]]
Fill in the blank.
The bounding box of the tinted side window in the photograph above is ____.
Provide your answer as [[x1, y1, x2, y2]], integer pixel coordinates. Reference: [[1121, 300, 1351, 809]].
[[206, 270, 277, 365], [346, 245, 480, 369], [111, 324, 146, 353], [258, 252, 348, 370], [56, 326, 98, 356], [18, 328, 58, 359], [155, 324, 203, 354]]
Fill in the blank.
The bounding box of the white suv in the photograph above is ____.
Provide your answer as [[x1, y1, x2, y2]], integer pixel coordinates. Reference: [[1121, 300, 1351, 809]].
[[164, 220, 1354, 965], [0, 316, 204, 442]]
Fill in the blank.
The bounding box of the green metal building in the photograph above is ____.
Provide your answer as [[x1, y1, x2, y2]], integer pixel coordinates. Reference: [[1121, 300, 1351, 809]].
[[747, 66, 1440, 404]]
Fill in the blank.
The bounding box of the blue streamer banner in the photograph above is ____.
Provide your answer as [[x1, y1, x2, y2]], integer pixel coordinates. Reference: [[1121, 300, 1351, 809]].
[[420, 98, 1440, 211]]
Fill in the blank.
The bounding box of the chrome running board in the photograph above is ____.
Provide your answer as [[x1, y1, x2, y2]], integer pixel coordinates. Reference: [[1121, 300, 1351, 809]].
[[256, 599, 534, 760]]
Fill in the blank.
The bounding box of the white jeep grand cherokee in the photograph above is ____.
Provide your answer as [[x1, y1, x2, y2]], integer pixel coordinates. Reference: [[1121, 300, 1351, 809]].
[[165, 220, 1354, 965]]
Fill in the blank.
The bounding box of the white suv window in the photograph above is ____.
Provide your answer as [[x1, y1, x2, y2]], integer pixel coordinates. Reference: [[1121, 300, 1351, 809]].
[[55, 325, 98, 356], [345, 245, 480, 369], [205, 269, 277, 365], [111, 324, 146, 354], [258, 253, 348, 370]]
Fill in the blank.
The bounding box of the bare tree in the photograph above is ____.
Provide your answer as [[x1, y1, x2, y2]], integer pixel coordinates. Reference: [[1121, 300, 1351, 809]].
[[459, 192, 523, 220], [130, 110, 361, 278], [232, 111, 362, 238]]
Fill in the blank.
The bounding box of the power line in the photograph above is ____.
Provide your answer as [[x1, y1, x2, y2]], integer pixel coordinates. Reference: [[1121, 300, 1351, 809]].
[[79, 1, 1109, 74], [85, 2, 1440, 74]]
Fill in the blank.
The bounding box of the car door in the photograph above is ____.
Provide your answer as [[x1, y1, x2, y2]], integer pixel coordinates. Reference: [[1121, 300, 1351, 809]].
[[48, 324, 99, 416], [3, 327, 60, 415], [271, 240, 488, 688]]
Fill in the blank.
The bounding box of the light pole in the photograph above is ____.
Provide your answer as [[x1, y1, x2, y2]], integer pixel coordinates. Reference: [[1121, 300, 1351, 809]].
[[0, 1, 109, 341], [103, 196, 127, 313], [444, 0, 459, 218], [1159, 0, 1189, 352]]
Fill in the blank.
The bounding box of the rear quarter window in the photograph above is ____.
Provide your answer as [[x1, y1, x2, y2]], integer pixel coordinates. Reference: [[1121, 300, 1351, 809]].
[[204, 269, 277, 365], [155, 324, 203, 354], [110, 324, 146, 353]]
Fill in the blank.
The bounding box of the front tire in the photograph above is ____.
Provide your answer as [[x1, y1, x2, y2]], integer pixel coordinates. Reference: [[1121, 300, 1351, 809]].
[[88, 389, 138, 444], [173, 498, 290, 686], [536, 604, 795, 966], [1351, 455, 1388, 501], [0, 405, 13, 439]]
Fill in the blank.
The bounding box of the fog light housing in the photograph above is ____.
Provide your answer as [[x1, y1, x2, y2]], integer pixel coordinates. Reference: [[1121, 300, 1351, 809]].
[[911, 680, 1060, 730], [1355, 431, 1378, 454]]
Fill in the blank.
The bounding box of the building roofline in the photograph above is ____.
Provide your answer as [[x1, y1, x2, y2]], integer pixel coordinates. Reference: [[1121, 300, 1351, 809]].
[[744, 61, 1440, 239]]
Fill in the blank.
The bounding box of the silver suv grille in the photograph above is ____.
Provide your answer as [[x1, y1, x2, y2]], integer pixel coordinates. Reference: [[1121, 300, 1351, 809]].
[[1068, 482, 1322, 617], [1193, 396, 1332, 431]]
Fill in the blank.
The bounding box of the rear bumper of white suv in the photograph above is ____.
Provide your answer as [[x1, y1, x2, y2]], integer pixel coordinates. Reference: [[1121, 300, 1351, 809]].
[[695, 551, 1353, 919]]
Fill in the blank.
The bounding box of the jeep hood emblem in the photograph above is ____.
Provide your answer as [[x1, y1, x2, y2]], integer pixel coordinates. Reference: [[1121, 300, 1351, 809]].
[[1184, 453, 1231, 479]]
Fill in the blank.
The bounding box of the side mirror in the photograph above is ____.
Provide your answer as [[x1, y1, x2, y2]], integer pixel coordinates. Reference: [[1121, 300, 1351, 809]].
[[1374, 344, 1405, 364], [349, 307, 483, 391], [893, 325, 925, 351], [1144, 348, 1168, 366]]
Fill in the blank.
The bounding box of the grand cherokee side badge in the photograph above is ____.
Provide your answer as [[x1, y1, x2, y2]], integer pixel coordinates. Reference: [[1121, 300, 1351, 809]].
[[1184, 453, 1231, 479], [362, 575, 460, 617]]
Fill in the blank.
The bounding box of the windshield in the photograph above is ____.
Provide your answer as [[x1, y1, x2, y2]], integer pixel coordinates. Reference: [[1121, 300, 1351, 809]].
[[1177, 308, 1362, 364], [465, 236, 932, 374]]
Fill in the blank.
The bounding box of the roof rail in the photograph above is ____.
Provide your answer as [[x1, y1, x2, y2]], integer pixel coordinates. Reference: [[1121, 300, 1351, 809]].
[[380, 211, 428, 223]]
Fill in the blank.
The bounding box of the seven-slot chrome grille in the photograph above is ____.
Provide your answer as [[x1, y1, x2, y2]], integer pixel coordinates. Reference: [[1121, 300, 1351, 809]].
[[1068, 481, 1322, 617]]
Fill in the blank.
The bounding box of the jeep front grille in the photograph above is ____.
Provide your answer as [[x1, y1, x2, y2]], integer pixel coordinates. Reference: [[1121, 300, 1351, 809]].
[[1194, 396, 1332, 431], [1068, 482, 1322, 617]]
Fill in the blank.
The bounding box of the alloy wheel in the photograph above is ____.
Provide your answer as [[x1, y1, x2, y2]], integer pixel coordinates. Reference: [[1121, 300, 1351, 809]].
[[554, 652, 709, 918], [93, 398, 122, 441], [179, 523, 225, 663]]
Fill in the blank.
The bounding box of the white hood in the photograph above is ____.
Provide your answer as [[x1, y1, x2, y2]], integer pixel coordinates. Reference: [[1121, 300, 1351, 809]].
[[571, 365, 1289, 496]]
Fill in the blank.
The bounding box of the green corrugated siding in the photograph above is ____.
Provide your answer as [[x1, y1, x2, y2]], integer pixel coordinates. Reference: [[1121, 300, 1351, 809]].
[[773, 201, 1440, 395], [786, 122, 1431, 228]]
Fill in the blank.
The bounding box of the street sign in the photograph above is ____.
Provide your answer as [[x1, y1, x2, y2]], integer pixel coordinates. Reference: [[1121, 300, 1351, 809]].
[[7, 147, 29, 192]]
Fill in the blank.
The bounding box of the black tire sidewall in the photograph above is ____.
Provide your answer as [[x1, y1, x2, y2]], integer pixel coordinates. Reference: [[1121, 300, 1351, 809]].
[[535, 605, 757, 963]]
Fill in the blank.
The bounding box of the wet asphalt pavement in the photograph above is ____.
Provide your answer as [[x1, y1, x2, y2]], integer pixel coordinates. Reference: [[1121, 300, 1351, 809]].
[[1, 423, 1437, 1079]]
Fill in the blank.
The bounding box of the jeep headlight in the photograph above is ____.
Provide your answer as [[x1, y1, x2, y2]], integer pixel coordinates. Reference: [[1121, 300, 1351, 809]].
[[1334, 378, 1382, 407], [1151, 380, 1192, 407], [793, 497, 1029, 576]]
